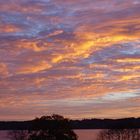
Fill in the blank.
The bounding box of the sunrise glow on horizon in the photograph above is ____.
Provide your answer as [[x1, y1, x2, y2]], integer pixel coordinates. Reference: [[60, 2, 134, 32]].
[[0, 0, 140, 120]]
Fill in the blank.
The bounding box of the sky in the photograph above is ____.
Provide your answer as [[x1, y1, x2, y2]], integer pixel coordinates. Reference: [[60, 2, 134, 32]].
[[0, 0, 140, 120]]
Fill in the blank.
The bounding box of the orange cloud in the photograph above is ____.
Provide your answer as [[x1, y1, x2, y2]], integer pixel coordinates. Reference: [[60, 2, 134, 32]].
[[17, 61, 52, 74], [0, 24, 20, 33], [17, 41, 47, 52], [116, 58, 140, 63], [0, 63, 9, 77]]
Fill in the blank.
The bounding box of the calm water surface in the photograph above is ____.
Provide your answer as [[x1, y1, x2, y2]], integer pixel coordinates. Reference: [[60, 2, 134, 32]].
[[75, 129, 100, 140]]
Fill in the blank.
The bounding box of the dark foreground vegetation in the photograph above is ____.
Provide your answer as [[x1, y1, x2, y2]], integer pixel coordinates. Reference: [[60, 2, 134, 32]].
[[97, 129, 140, 140]]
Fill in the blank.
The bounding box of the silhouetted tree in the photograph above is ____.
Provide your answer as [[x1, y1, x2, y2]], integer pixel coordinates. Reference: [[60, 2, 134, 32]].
[[97, 129, 140, 140], [8, 114, 78, 140]]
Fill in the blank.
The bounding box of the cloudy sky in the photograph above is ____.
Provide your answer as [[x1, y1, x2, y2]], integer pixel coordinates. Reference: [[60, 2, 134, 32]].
[[0, 0, 140, 120]]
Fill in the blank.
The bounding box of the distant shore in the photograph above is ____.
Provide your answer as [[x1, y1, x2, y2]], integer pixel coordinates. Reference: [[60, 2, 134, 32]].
[[0, 117, 139, 130]]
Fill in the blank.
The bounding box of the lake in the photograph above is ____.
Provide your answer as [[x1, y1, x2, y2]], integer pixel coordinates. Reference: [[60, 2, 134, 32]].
[[0, 129, 139, 140], [0, 130, 100, 140], [75, 129, 100, 140]]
